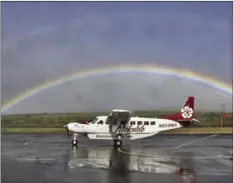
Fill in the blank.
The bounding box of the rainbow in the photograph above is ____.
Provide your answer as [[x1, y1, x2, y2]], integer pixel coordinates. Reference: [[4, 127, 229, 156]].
[[1, 64, 232, 113]]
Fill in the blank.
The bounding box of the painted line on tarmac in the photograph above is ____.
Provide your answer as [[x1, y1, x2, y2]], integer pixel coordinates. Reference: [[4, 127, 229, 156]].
[[2, 141, 86, 156], [69, 160, 107, 169], [117, 147, 231, 159], [18, 157, 106, 161], [18, 158, 56, 161], [167, 139, 180, 142], [35, 145, 89, 157], [1, 146, 60, 156], [172, 134, 218, 149]]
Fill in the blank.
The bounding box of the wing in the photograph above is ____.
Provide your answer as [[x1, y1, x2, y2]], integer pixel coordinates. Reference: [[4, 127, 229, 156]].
[[106, 109, 132, 134]]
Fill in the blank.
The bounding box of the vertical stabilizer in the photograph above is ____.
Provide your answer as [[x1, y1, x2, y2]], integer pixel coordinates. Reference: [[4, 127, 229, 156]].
[[162, 96, 195, 122], [180, 96, 194, 120]]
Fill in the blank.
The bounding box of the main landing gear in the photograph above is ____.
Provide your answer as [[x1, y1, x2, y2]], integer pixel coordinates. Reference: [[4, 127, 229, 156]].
[[114, 139, 122, 147], [72, 134, 78, 147], [113, 135, 122, 147]]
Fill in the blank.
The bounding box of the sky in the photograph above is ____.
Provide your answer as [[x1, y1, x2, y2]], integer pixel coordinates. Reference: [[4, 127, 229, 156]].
[[1, 2, 232, 114]]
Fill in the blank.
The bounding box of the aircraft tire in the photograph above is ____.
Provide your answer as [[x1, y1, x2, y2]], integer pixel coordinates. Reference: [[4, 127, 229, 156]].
[[72, 140, 78, 146], [114, 140, 122, 147]]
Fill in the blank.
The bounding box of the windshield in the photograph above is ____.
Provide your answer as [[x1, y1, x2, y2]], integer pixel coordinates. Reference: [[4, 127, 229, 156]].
[[90, 118, 99, 124]]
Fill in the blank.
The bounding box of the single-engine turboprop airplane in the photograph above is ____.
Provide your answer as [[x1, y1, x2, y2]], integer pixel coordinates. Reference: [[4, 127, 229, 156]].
[[64, 96, 199, 147]]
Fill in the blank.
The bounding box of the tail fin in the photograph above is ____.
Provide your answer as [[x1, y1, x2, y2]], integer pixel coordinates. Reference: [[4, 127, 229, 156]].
[[162, 96, 195, 122], [180, 96, 194, 120]]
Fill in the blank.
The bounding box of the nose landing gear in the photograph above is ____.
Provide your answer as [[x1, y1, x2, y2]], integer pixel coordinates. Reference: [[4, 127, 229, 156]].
[[72, 134, 78, 147], [72, 140, 78, 146]]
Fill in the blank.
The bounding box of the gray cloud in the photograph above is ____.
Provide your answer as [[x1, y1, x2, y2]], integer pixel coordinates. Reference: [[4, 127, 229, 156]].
[[2, 7, 232, 113]]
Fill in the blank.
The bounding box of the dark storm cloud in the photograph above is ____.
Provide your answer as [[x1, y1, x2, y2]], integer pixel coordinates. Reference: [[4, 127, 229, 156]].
[[1, 2, 232, 113]]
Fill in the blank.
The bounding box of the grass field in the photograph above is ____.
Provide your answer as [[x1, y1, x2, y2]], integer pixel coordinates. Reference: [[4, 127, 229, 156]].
[[1, 128, 64, 134], [2, 111, 232, 128], [1, 127, 232, 134], [160, 127, 232, 134]]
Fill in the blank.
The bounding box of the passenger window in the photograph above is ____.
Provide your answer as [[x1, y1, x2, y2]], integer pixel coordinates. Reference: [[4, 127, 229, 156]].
[[113, 120, 117, 125], [137, 121, 142, 125], [144, 121, 149, 125], [150, 121, 155, 125], [97, 120, 103, 125], [130, 121, 135, 125], [105, 121, 109, 125]]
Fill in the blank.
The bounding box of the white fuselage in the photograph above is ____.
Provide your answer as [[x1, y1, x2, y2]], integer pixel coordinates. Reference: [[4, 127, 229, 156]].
[[67, 116, 182, 140]]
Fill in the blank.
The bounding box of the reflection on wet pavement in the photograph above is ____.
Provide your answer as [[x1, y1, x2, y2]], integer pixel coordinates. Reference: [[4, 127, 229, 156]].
[[1, 134, 232, 183], [67, 146, 196, 183]]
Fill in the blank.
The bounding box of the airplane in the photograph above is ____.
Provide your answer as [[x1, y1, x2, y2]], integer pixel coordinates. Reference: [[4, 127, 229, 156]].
[[64, 96, 200, 147]]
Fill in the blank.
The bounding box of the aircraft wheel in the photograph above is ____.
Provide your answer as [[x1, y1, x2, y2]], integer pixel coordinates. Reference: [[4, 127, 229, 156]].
[[114, 140, 122, 147], [72, 140, 78, 146]]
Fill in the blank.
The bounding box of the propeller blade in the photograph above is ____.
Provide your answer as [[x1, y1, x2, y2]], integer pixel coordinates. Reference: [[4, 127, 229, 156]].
[[66, 127, 69, 137], [63, 125, 70, 138]]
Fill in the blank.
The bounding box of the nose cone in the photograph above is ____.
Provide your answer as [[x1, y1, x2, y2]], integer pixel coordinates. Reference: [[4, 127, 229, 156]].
[[67, 122, 78, 131]]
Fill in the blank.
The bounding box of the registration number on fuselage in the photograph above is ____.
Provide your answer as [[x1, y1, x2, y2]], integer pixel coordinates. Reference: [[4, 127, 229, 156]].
[[159, 123, 177, 128]]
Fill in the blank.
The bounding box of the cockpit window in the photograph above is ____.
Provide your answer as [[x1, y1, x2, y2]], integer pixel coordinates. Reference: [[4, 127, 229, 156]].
[[97, 120, 103, 124], [91, 118, 99, 124]]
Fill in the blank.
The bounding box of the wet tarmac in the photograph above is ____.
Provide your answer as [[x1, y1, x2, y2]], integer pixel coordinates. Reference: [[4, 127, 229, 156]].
[[1, 134, 232, 183]]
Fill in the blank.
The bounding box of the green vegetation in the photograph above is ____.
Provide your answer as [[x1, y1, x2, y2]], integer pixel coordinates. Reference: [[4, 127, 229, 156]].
[[1, 128, 64, 134], [160, 127, 232, 134], [1, 127, 232, 134], [2, 111, 232, 129]]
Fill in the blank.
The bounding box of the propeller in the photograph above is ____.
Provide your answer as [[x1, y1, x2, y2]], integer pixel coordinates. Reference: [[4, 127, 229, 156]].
[[63, 124, 70, 138]]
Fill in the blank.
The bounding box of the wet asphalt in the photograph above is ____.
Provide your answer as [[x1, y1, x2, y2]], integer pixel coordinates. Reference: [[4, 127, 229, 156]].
[[1, 134, 232, 183]]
